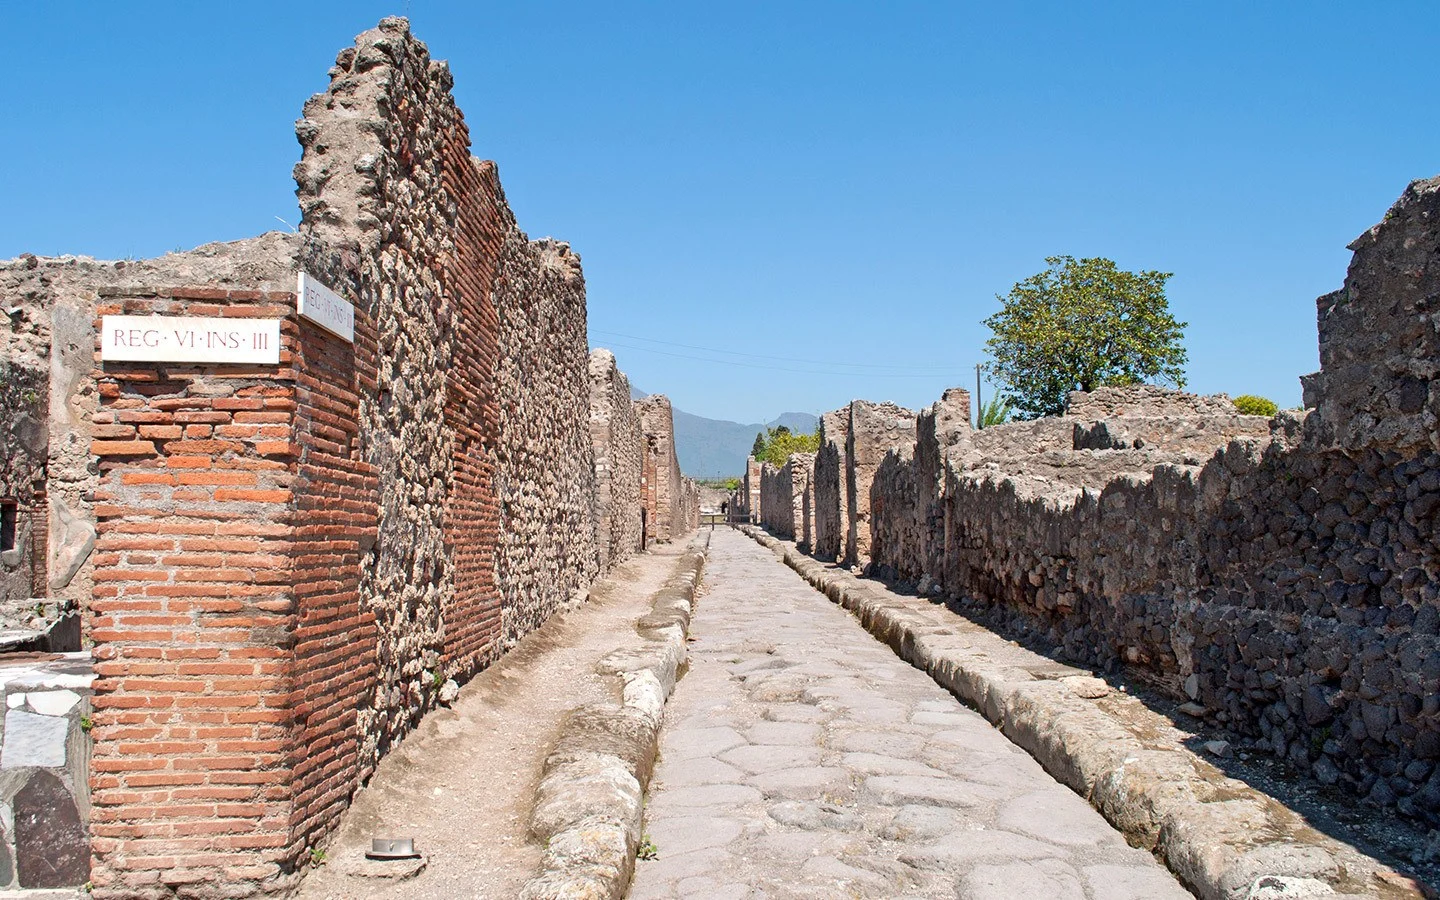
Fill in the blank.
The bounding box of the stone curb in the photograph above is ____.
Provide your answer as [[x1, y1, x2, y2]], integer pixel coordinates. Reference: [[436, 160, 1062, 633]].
[[518, 533, 710, 900], [739, 525, 1429, 900]]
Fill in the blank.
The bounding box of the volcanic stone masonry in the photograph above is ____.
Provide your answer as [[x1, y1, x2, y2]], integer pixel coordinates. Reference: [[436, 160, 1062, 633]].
[[0, 17, 699, 898], [589, 349, 644, 575], [769, 174, 1440, 829]]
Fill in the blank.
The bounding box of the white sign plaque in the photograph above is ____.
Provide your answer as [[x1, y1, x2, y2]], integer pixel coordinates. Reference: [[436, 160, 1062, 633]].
[[297, 272, 355, 343], [100, 316, 281, 365]]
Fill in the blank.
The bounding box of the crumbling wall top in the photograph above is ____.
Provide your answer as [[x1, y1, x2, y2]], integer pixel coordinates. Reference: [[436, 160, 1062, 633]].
[[1065, 385, 1238, 419], [1308, 175, 1440, 453]]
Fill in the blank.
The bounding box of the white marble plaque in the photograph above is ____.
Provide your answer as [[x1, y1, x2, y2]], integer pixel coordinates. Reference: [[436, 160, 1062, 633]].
[[100, 316, 281, 364], [297, 271, 355, 343], [1, 709, 68, 768]]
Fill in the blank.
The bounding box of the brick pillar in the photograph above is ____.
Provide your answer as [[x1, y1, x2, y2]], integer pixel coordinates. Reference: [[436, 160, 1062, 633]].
[[88, 284, 379, 897]]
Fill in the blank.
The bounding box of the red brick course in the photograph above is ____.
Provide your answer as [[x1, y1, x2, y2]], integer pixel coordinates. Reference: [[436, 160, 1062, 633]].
[[89, 289, 308, 896]]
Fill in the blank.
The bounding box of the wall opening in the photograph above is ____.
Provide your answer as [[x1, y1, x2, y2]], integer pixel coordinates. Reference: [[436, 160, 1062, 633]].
[[0, 501, 16, 553]]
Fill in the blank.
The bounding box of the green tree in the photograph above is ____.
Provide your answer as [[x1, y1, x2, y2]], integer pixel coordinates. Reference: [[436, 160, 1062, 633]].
[[983, 256, 1187, 419], [751, 431, 766, 459], [755, 425, 820, 466]]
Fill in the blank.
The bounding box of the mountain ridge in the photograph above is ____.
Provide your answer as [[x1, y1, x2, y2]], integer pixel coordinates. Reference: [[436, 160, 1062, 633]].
[[630, 388, 818, 478]]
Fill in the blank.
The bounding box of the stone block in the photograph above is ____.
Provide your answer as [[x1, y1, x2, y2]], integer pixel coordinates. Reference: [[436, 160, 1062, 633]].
[[1, 710, 67, 769]]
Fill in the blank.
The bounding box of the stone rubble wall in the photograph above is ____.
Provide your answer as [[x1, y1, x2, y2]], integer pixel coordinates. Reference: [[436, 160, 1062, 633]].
[[811, 409, 849, 562], [496, 237, 598, 649], [758, 462, 791, 538], [293, 17, 493, 782], [1302, 177, 1439, 457], [0, 361, 48, 602], [844, 400, 917, 567], [1065, 383, 1243, 419], [588, 349, 643, 575], [679, 474, 701, 533], [870, 388, 971, 582], [819, 176, 1440, 829], [788, 452, 815, 547]]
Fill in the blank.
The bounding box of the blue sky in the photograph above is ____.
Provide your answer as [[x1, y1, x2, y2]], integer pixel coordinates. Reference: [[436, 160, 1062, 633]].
[[4, 2, 1436, 423]]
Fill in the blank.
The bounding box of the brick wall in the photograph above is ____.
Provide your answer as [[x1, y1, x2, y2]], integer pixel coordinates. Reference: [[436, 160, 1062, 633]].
[[437, 155, 505, 681], [286, 299, 380, 860], [88, 285, 307, 896], [636, 396, 682, 542]]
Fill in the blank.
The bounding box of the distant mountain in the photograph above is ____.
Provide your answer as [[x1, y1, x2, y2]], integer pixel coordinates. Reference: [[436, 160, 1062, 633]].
[[629, 387, 817, 478]]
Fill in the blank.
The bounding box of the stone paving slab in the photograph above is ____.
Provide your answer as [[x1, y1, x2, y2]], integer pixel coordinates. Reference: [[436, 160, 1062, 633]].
[[738, 525, 1430, 900], [629, 528, 1191, 899]]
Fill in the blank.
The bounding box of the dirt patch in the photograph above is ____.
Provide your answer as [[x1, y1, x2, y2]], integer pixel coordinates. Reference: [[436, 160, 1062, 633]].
[[290, 541, 693, 900]]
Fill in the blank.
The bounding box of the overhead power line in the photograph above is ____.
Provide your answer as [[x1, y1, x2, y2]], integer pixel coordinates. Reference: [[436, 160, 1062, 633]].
[[590, 329, 971, 373], [596, 340, 967, 379]]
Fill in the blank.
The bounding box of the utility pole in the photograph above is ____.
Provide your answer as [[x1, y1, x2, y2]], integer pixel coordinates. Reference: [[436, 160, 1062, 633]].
[[975, 363, 982, 429]]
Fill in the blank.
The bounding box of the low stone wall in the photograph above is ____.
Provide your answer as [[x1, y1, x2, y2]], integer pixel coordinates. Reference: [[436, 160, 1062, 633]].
[[820, 175, 1440, 828]]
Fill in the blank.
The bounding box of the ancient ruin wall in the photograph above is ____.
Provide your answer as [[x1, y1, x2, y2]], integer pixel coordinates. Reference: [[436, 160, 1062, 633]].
[[1307, 175, 1440, 456], [678, 477, 701, 533], [857, 177, 1440, 825], [759, 453, 815, 543], [744, 455, 762, 524], [5, 16, 682, 897], [759, 462, 792, 538], [0, 361, 48, 602], [871, 389, 970, 582], [788, 452, 815, 548], [2, 240, 306, 619], [844, 400, 917, 567], [496, 237, 598, 647], [637, 395, 684, 542], [87, 279, 311, 897], [589, 349, 643, 574], [1065, 384, 1242, 419], [294, 18, 472, 767], [812, 409, 849, 562]]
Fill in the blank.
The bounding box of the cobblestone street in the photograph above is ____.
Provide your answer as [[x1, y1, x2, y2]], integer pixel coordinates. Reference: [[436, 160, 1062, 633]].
[[628, 529, 1191, 899]]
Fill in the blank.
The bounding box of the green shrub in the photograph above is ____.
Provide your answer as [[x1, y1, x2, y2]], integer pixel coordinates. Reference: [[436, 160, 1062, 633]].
[[1232, 395, 1278, 417], [978, 395, 1012, 429]]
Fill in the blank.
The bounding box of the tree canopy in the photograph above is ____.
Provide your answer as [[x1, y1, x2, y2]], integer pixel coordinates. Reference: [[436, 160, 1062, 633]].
[[983, 255, 1187, 419], [753, 425, 820, 466]]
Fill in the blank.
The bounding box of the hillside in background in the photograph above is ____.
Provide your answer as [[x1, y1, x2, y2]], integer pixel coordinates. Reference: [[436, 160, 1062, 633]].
[[631, 388, 818, 478]]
